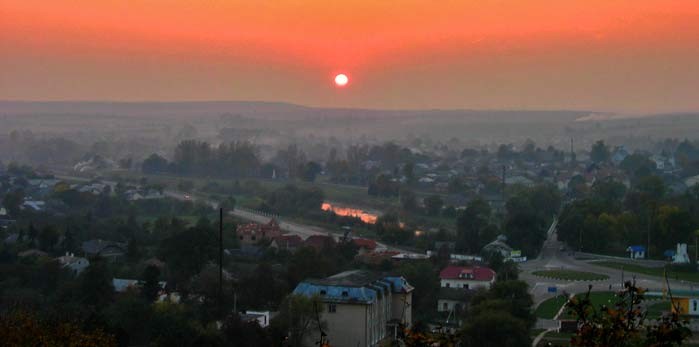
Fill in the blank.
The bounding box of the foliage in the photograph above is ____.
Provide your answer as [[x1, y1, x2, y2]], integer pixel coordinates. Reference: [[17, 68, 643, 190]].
[[566, 282, 691, 347], [263, 184, 324, 216], [0, 310, 117, 347], [532, 269, 609, 281], [142, 265, 161, 302], [272, 294, 326, 347], [591, 140, 611, 163], [456, 197, 496, 254], [423, 195, 444, 216]]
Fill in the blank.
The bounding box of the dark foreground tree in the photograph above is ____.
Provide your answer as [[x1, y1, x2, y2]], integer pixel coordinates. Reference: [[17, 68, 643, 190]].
[[567, 282, 691, 347]]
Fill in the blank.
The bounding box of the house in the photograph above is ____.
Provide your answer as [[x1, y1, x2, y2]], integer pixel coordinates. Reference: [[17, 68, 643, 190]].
[[22, 200, 45, 212], [269, 234, 303, 252], [627, 245, 646, 259], [4, 232, 20, 244], [239, 311, 271, 328], [481, 235, 513, 258], [82, 239, 127, 260], [292, 270, 414, 347], [112, 278, 166, 293], [304, 234, 336, 251], [236, 219, 282, 246], [57, 252, 90, 274], [437, 287, 474, 314], [439, 265, 496, 290], [352, 238, 378, 254]]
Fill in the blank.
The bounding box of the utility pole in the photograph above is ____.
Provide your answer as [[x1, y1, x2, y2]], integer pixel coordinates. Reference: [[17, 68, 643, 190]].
[[219, 207, 224, 317]]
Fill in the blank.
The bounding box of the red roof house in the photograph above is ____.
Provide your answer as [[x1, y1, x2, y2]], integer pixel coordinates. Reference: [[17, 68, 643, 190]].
[[303, 234, 336, 251], [270, 234, 303, 252], [236, 219, 282, 245], [439, 265, 496, 290]]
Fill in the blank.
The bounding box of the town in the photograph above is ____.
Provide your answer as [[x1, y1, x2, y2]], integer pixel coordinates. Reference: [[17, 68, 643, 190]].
[[2, 125, 699, 346]]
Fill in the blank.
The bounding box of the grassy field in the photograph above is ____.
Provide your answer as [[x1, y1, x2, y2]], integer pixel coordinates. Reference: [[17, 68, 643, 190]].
[[533, 269, 609, 281], [592, 261, 699, 283], [535, 295, 570, 319], [536, 331, 573, 346], [646, 300, 671, 319], [560, 292, 618, 319]]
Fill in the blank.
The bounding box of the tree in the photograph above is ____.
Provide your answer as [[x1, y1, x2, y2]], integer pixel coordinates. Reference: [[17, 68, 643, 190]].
[[461, 310, 530, 347], [38, 225, 59, 252], [62, 226, 77, 254], [461, 280, 535, 347], [0, 310, 117, 346], [159, 224, 217, 286], [2, 189, 24, 217], [142, 154, 169, 173], [222, 313, 273, 347], [400, 189, 418, 212], [80, 258, 114, 307], [423, 195, 443, 216], [105, 293, 153, 346], [403, 162, 415, 184], [567, 282, 691, 347], [177, 180, 194, 193], [271, 295, 326, 347], [590, 140, 611, 163], [219, 195, 237, 213], [396, 261, 439, 317], [142, 265, 162, 302], [456, 198, 494, 254], [302, 161, 322, 182]]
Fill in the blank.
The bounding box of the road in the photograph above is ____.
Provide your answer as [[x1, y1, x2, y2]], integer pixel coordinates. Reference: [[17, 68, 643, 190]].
[[522, 218, 697, 306]]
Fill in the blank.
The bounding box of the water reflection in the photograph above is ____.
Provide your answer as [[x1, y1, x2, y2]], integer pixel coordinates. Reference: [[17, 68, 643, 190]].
[[321, 202, 378, 224]]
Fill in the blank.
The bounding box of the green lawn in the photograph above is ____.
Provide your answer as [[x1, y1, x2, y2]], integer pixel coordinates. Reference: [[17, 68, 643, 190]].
[[561, 292, 618, 319], [535, 295, 570, 319], [592, 261, 699, 283], [646, 301, 671, 319], [533, 269, 609, 281], [536, 331, 573, 347]]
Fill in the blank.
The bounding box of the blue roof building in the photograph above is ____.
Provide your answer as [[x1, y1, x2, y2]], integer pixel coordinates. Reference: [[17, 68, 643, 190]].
[[292, 270, 414, 347]]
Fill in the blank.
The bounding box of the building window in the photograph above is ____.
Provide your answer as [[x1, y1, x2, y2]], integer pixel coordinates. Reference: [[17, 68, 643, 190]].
[[320, 290, 326, 295], [443, 302, 448, 311], [328, 304, 337, 313], [342, 291, 348, 297], [463, 284, 469, 289], [445, 283, 450, 288], [694, 301, 697, 312]]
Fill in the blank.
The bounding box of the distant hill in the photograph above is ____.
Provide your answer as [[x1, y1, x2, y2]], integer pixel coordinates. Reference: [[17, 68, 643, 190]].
[[0, 100, 591, 122]]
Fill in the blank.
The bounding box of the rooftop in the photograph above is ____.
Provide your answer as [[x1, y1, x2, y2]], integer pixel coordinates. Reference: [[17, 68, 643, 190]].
[[293, 270, 414, 305], [439, 265, 496, 282]]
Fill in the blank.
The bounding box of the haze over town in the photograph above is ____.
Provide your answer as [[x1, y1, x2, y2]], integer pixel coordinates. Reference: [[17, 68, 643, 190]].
[[2, 1, 699, 347]]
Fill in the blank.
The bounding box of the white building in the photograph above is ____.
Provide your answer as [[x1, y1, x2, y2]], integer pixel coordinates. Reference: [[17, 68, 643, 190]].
[[439, 265, 496, 290]]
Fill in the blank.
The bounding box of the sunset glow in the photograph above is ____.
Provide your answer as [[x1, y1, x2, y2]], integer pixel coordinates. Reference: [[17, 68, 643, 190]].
[[2, 1, 699, 112], [322, 202, 378, 224]]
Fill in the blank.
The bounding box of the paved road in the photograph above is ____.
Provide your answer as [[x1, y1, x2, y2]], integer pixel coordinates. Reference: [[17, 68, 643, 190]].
[[523, 220, 697, 306]]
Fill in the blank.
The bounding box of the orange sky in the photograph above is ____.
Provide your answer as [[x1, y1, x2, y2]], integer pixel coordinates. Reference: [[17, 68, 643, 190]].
[[1, 0, 699, 113]]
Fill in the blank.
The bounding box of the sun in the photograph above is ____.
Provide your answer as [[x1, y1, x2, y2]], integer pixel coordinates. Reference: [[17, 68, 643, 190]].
[[334, 73, 349, 87]]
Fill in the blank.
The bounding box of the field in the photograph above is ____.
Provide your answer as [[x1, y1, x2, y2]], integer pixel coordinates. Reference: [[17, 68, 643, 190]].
[[532, 269, 609, 281], [592, 261, 699, 283], [535, 295, 570, 319], [560, 292, 618, 319]]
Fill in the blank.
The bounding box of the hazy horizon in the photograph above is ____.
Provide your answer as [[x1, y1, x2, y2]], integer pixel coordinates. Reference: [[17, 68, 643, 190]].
[[3, 1, 699, 114]]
